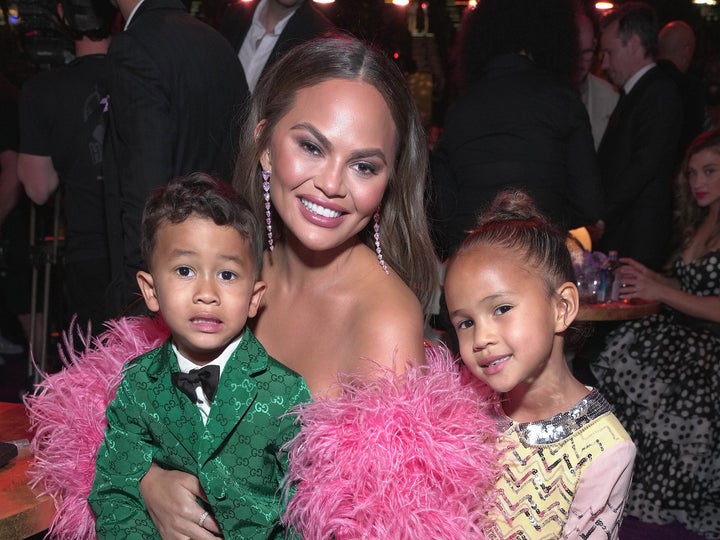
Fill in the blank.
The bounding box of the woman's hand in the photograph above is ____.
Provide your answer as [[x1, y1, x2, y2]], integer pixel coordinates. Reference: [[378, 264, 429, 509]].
[[617, 257, 665, 301], [140, 463, 222, 539]]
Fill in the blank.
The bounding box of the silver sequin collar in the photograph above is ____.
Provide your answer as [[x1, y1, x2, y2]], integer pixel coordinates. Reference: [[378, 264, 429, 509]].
[[497, 388, 613, 446]]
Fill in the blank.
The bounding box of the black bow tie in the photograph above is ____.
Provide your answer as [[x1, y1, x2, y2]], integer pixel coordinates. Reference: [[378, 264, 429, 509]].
[[171, 365, 220, 404]]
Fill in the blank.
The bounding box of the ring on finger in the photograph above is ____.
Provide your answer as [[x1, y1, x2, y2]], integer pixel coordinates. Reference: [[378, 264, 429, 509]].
[[198, 510, 209, 528]]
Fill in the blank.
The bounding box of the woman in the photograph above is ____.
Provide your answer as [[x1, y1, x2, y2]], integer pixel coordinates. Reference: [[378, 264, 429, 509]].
[[591, 128, 720, 539], [27, 35, 498, 540], [231, 34, 438, 395]]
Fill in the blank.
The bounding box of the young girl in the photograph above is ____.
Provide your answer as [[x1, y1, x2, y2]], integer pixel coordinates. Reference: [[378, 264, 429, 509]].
[[443, 190, 636, 539]]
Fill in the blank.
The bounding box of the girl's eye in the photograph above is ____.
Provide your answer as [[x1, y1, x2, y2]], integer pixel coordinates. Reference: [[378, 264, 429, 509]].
[[176, 266, 194, 277], [494, 305, 513, 316], [218, 270, 236, 281], [457, 319, 473, 330]]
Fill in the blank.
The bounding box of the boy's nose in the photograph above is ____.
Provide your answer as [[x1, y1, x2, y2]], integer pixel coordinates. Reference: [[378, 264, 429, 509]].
[[194, 278, 219, 304]]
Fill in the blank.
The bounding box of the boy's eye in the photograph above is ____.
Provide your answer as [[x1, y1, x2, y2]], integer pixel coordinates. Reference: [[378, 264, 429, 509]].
[[176, 266, 194, 277], [494, 305, 513, 316], [218, 270, 236, 281]]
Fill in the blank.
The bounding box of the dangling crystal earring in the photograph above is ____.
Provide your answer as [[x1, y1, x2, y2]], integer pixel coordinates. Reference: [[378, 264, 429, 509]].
[[262, 169, 273, 251], [374, 209, 389, 275]]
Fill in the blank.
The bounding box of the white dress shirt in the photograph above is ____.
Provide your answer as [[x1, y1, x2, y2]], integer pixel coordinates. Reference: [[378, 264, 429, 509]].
[[173, 333, 242, 425], [238, 0, 297, 92]]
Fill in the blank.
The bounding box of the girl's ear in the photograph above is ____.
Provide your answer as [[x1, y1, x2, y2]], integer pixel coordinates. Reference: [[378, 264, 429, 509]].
[[555, 282, 579, 332]]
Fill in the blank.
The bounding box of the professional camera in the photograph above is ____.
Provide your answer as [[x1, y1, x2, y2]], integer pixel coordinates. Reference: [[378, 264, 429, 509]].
[[15, 0, 114, 67], [15, 0, 71, 66]]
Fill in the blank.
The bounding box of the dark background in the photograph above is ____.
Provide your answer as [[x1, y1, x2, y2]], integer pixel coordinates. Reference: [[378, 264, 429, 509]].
[[2, 0, 719, 111]]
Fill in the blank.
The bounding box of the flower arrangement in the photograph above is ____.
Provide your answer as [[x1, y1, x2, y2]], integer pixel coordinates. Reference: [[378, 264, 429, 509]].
[[572, 250, 608, 303], [572, 250, 608, 279]]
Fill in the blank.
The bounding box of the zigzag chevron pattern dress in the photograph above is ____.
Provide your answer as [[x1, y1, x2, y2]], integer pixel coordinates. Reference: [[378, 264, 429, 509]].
[[486, 389, 636, 539]]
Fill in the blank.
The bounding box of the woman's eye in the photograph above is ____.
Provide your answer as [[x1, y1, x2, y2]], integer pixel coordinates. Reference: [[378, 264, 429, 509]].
[[354, 161, 378, 176], [300, 140, 322, 156], [176, 266, 194, 277], [218, 270, 236, 281], [494, 305, 513, 316]]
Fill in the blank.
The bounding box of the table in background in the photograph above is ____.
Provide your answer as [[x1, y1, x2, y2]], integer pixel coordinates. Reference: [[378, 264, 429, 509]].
[[577, 299, 660, 322], [0, 402, 54, 540]]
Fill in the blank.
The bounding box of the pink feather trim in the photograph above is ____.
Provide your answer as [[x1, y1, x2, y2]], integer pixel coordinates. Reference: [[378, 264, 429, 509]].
[[283, 342, 501, 540], [23, 316, 169, 540]]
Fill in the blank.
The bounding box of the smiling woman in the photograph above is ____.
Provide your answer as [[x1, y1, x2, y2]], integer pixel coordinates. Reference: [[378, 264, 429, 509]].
[[256, 79, 396, 261], [231, 34, 440, 394]]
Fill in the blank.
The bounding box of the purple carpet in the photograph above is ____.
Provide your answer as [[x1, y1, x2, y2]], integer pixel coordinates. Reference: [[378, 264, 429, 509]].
[[620, 516, 709, 539]]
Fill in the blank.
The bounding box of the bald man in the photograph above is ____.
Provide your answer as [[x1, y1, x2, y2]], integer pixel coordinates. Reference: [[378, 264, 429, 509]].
[[658, 20, 695, 73], [657, 20, 708, 158]]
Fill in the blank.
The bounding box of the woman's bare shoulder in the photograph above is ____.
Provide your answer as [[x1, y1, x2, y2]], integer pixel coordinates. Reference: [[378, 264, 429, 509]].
[[348, 271, 426, 370]]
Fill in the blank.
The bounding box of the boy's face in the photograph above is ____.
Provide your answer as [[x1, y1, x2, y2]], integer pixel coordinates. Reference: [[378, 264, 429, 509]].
[[137, 215, 265, 365]]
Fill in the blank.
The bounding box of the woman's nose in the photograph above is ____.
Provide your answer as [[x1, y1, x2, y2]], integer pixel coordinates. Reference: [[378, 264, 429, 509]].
[[313, 163, 345, 197]]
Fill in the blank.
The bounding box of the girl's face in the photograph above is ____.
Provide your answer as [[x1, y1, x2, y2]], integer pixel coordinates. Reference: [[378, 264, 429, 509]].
[[687, 148, 720, 210], [444, 244, 570, 395], [260, 79, 397, 253]]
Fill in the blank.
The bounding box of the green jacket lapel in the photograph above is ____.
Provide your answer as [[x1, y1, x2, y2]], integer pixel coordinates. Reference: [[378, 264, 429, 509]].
[[200, 328, 268, 467], [199, 330, 268, 465], [145, 340, 204, 459]]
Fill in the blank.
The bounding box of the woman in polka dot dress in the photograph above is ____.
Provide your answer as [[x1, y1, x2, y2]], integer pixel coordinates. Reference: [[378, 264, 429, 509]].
[[591, 128, 720, 539]]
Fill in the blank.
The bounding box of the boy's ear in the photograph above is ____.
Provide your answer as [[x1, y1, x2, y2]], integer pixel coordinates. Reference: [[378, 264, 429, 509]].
[[555, 281, 579, 332], [136, 270, 160, 313], [247, 280, 267, 319]]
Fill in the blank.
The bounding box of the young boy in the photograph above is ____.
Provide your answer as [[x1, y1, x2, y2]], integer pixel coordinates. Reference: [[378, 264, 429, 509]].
[[89, 173, 310, 539]]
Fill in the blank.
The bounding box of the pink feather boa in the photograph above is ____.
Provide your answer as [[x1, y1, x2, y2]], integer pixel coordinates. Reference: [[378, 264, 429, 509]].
[[283, 344, 501, 540], [23, 316, 501, 539], [23, 316, 170, 540]]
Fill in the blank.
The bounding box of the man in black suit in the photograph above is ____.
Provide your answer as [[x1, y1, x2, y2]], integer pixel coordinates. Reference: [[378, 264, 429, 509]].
[[103, 0, 247, 315], [218, 0, 334, 93], [597, 2, 683, 271]]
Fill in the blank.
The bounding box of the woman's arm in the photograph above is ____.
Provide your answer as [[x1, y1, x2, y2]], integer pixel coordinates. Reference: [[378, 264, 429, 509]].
[[619, 257, 720, 323], [140, 464, 222, 540]]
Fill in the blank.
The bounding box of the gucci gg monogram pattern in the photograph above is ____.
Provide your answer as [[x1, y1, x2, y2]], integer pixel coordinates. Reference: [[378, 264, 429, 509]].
[[89, 330, 310, 539]]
